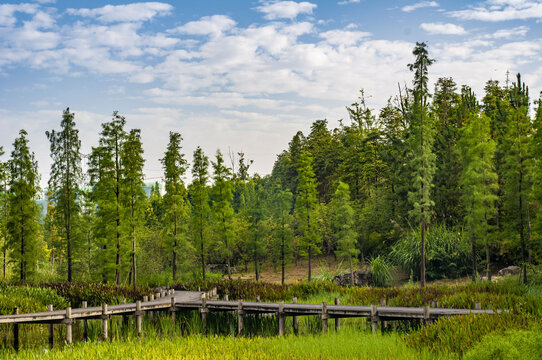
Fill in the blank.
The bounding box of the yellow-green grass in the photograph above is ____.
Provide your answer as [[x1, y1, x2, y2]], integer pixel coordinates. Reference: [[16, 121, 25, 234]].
[[6, 329, 439, 360]]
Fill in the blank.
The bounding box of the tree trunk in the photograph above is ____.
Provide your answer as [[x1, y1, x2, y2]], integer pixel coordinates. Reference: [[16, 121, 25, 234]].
[[281, 218, 285, 285], [20, 217, 25, 282], [349, 257, 353, 287], [471, 234, 477, 282], [308, 247, 312, 282], [420, 218, 426, 288], [172, 199, 178, 282]]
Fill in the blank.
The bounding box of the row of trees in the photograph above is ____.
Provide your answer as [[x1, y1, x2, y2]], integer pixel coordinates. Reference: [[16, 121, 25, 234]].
[[0, 43, 540, 287]]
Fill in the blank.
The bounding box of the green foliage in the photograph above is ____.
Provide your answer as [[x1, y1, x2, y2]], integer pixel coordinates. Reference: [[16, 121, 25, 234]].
[[190, 146, 210, 280], [45, 107, 83, 283], [369, 256, 392, 287], [391, 224, 471, 281], [161, 131, 191, 282], [464, 327, 542, 360], [405, 313, 540, 356], [7, 129, 42, 282], [0, 284, 67, 314], [295, 150, 321, 281], [38, 282, 152, 307]]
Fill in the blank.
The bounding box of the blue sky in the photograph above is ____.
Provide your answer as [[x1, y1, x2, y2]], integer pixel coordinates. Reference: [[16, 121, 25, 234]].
[[1, 0, 541, 187]]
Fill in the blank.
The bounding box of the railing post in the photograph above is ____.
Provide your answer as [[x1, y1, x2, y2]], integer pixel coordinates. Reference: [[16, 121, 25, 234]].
[[149, 295, 154, 320], [380, 298, 387, 329], [102, 303, 109, 340], [423, 305, 431, 325], [371, 304, 378, 333], [200, 293, 207, 334], [256, 295, 260, 302], [65, 307, 73, 344], [48, 304, 54, 349], [13, 307, 19, 352], [334, 298, 340, 331], [82, 301, 88, 341], [292, 297, 298, 335], [171, 296, 177, 326], [237, 301, 244, 336], [136, 300, 143, 337], [321, 302, 328, 333], [122, 298, 128, 327], [224, 294, 229, 301], [475, 301, 481, 310], [278, 301, 285, 336]]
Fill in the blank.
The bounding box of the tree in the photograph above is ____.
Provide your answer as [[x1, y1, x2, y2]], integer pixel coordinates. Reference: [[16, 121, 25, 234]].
[[406, 42, 436, 287], [46, 108, 82, 282], [121, 129, 146, 289], [211, 149, 235, 279], [270, 183, 293, 285], [190, 146, 210, 280], [7, 130, 41, 282], [332, 182, 359, 286], [458, 112, 498, 281], [0, 146, 8, 278], [161, 132, 190, 282], [531, 94, 542, 263], [503, 74, 532, 283], [295, 150, 321, 281], [88, 112, 126, 284]]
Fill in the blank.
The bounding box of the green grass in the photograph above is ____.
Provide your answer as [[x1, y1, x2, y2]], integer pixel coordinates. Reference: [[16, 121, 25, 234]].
[[6, 328, 437, 360]]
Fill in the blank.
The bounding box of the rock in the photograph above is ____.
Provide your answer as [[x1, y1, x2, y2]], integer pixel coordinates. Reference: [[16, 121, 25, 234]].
[[206, 264, 237, 275], [497, 265, 521, 277], [333, 270, 372, 287]]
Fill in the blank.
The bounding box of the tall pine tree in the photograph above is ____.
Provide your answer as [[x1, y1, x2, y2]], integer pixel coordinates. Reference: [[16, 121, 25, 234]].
[[161, 132, 190, 282], [190, 146, 210, 280], [406, 42, 436, 287], [7, 130, 41, 282], [46, 108, 82, 282]]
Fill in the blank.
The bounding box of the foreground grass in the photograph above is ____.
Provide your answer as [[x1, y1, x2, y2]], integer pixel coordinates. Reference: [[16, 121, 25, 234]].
[[6, 329, 437, 360]]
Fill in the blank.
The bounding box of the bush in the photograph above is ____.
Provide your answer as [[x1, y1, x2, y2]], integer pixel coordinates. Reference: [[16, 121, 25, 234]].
[[37, 282, 154, 307], [391, 224, 472, 281], [404, 313, 541, 355], [464, 328, 542, 360], [369, 256, 392, 287], [0, 285, 68, 314]]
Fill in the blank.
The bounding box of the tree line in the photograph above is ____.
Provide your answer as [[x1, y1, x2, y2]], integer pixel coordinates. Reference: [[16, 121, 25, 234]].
[[0, 42, 541, 287]]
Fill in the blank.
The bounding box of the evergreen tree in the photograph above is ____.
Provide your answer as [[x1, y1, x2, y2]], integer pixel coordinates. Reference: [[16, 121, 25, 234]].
[[0, 146, 8, 278], [458, 113, 498, 281], [406, 42, 436, 287], [121, 129, 146, 289], [432, 78, 462, 225], [7, 130, 41, 282], [332, 182, 359, 286], [295, 150, 320, 281], [211, 149, 235, 279], [270, 183, 293, 285], [190, 146, 210, 280], [161, 132, 190, 282], [245, 177, 268, 281], [88, 112, 126, 284], [45, 108, 82, 282], [503, 74, 532, 283]]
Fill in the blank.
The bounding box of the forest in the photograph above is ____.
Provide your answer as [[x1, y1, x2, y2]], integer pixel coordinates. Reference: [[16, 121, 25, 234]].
[[0, 42, 540, 289]]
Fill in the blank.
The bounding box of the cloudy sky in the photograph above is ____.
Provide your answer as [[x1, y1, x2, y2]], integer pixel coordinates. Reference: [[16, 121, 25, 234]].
[[1, 0, 541, 187]]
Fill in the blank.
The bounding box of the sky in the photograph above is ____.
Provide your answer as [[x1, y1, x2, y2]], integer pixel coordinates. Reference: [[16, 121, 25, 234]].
[[1, 0, 541, 188]]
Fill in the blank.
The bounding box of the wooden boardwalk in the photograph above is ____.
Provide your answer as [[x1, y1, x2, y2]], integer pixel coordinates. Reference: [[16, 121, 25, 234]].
[[0, 287, 497, 350]]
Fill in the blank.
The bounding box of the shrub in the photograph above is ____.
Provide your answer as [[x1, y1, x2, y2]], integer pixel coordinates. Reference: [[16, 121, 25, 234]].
[[0, 285, 68, 314], [37, 283, 154, 307], [404, 313, 541, 355], [369, 256, 392, 287], [463, 327, 542, 360], [390, 224, 472, 281]]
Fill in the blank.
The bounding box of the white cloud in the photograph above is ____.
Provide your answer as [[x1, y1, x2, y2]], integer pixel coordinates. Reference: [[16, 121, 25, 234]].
[[169, 15, 236, 36], [450, 0, 542, 21], [338, 0, 360, 5], [402, 1, 439, 12], [0, 3, 39, 27], [66, 2, 173, 23], [420, 22, 467, 35], [320, 29, 371, 46], [256, 1, 317, 20], [489, 25, 529, 38]]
